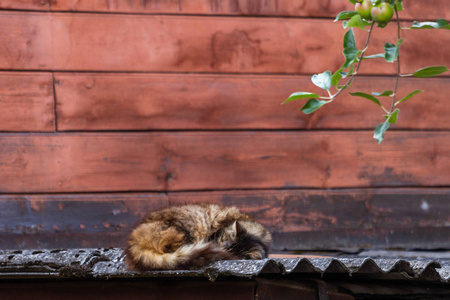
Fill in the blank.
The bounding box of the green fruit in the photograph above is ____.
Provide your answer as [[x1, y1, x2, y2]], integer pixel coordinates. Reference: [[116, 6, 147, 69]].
[[355, 0, 373, 21], [371, 2, 394, 26]]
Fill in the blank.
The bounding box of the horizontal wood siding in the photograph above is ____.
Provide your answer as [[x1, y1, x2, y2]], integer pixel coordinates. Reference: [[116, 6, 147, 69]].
[[0, 2, 448, 251], [0, 132, 449, 193], [1, 189, 448, 250], [55, 74, 450, 130], [0, 0, 49, 11], [1, 0, 448, 20], [0, 282, 257, 300], [0, 13, 449, 75]]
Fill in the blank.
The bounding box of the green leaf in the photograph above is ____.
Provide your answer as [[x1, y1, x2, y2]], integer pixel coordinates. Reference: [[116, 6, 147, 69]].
[[395, 0, 403, 11], [348, 64, 355, 76], [374, 121, 390, 144], [343, 48, 361, 68], [350, 92, 382, 107], [335, 11, 358, 22], [343, 14, 371, 30], [348, 0, 357, 4], [395, 90, 423, 105], [339, 71, 349, 78], [343, 29, 356, 50], [413, 66, 449, 78], [386, 109, 400, 124], [282, 92, 321, 104], [312, 71, 332, 91], [384, 39, 403, 63], [299, 99, 330, 114], [408, 19, 450, 30], [372, 90, 393, 97], [331, 69, 343, 87]]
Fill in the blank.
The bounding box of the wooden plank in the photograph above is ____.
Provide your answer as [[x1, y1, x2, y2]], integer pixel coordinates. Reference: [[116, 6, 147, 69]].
[[3, 0, 448, 20], [0, 0, 49, 11], [0, 72, 55, 132], [0, 189, 448, 250], [49, 0, 350, 17], [256, 279, 355, 300], [1, 12, 449, 75], [273, 228, 450, 251], [0, 134, 168, 193], [1, 132, 450, 193], [0, 13, 53, 69], [55, 73, 450, 130], [169, 189, 450, 251], [0, 193, 168, 249], [0, 281, 256, 300]]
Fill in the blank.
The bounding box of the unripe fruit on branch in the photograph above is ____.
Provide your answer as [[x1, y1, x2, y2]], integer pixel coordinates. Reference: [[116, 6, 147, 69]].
[[355, 0, 373, 21], [371, 2, 394, 27]]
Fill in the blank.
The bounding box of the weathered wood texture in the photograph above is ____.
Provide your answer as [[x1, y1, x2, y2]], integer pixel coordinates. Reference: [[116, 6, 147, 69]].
[[0, 0, 49, 11], [55, 74, 450, 130], [0, 281, 256, 300], [0, 132, 450, 193], [1, 189, 448, 250], [256, 280, 355, 300], [0, 2, 449, 253], [0, 12, 448, 74], [1, 0, 448, 20], [0, 72, 55, 132], [0, 193, 168, 249]]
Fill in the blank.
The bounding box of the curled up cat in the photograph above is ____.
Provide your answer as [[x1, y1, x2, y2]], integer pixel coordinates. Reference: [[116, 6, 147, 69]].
[[125, 204, 272, 271]]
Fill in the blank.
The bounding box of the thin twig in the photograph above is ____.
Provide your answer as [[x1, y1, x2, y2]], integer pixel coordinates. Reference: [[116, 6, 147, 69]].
[[332, 22, 376, 99], [389, 7, 401, 113]]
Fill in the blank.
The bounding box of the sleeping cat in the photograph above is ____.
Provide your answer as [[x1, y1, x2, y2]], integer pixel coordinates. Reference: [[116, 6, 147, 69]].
[[124, 204, 272, 271]]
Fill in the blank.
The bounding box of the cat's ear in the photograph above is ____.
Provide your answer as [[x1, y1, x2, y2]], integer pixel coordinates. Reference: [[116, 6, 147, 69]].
[[235, 221, 245, 235], [230, 221, 238, 235]]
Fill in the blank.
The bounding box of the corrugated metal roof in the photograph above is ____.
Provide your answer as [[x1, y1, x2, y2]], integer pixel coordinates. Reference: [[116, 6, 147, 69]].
[[1, 248, 449, 283]]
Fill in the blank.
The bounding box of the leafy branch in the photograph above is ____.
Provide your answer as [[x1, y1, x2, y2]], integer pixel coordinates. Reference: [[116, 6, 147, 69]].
[[282, 0, 449, 143]]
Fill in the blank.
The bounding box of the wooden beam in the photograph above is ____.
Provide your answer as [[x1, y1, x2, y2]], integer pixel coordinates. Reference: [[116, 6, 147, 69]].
[[55, 73, 450, 131], [0, 189, 448, 250], [0, 281, 256, 300], [0, 0, 49, 11], [1, 12, 448, 74], [0, 132, 449, 193], [1, 0, 448, 20]]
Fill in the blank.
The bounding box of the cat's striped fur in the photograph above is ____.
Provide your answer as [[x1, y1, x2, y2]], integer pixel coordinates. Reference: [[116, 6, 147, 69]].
[[125, 204, 272, 271]]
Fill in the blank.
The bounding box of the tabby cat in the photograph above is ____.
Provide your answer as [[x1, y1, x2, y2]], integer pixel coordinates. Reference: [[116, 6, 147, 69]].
[[125, 204, 272, 271]]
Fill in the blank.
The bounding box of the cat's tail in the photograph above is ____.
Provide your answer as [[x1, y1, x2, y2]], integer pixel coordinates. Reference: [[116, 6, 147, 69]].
[[125, 240, 236, 271], [124, 223, 236, 271]]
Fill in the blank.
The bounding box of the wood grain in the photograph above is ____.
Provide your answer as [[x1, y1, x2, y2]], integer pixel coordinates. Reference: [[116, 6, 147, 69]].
[[0, 132, 449, 193], [0, 0, 49, 11], [1, 12, 448, 74], [169, 189, 450, 235], [0, 72, 55, 131], [0, 133, 168, 193], [1, 189, 448, 250], [2, 0, 448, 20], [55, 73, 450, 130], [0, 281, 256, 300], [49, 0, 350, 17]]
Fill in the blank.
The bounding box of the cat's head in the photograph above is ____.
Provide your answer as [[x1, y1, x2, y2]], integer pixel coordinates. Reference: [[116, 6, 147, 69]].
[[218, 220, 272, 260]]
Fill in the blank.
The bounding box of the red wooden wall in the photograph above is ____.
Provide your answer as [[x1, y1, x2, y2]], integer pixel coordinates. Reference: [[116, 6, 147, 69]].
[[0, 0, 449, 251]]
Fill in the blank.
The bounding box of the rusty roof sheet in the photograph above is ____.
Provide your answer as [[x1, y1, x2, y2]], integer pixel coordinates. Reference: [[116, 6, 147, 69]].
[[0, 248, 449, 283]]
